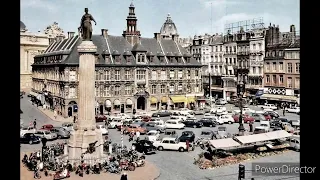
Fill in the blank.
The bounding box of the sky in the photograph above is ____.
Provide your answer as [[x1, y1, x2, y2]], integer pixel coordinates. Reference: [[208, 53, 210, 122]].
[[21, 0, 300, 38]]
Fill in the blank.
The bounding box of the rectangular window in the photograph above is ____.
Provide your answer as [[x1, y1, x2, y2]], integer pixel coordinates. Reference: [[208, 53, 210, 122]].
[[194, 85, 199, 93], [115, 70, 120, 80], [252, 67, 256, 74], [114, 86, 120, 95], [295, 78, 300, 88], [287, 63, 293, 73], [95, 71, 99, 80], [178, 70, 183, 79], [272, 62, 276, 71], [151, 71, 157, 80], [125, 70, 131, 80], [151, 85, 157, 94], [279, 62, 283, 71], [195, 70, 199, 77], [295, 63, 300, 73], [125, 86, 132, 95], [187, 70, 191, 79], [178, 84, 183, 93], [272, 75, 276, 84], [99, 85, 104, 97], [106, 86, 110, 96], [99, 71, 104, 80], [279, 75, 284, 84], [105, 71, 111, 80], [160, 71, 166, 80], [160, 85, 166, 93], [136, 70, 146, 80], [95, 86, 99, 97], [287, 77, 292, 88], [169, 84, 175, 93], [266, 75, 270, 83], [169, 70, 175, 79], [266, 62, 270, 72], [69, 71, 76, 81]]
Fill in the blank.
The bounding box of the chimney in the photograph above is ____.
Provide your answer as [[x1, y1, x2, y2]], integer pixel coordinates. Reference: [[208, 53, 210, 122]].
[[154, 33, 161, 40], [101, 29, 108, 38], [67, 32, 75, 38]]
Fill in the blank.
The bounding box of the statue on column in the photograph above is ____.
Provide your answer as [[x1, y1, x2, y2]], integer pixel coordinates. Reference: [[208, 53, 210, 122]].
[[79, 8, 97, 41]]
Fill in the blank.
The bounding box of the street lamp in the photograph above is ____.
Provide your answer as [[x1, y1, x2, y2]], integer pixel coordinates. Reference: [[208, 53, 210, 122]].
[[235, 67, 249, 135], [41, 137, 48, 162]]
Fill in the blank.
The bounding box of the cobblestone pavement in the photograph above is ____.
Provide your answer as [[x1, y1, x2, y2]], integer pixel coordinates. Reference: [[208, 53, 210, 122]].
[[21, 96, 300, 180]]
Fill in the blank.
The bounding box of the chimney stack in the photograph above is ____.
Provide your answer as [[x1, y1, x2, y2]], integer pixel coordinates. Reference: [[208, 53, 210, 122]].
[[154, 33, 161, 40], [68, 32, 75, 38], [101, 29, 108, 38]]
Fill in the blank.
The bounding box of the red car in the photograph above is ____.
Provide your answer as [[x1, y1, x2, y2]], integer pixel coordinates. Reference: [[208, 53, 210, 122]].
[[233, 114, 255, 123], [141, 116, 151, 122], [95, 115, 107, 122], [40, 124, 54, 131], [263, 114, 271, 120]]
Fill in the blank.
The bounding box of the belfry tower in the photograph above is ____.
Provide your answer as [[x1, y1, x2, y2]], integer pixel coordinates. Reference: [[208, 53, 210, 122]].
[[122, 2, 141, 46]]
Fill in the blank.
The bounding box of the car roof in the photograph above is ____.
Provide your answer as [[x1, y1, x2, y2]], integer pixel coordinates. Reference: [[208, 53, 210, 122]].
[[37, 129, 50, 132], [162, 137, 177, 141]]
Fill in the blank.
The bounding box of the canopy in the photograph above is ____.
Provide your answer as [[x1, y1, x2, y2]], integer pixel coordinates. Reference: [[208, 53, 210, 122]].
[[260, 94, 298, 102], [161, 96, 168, 103], [150, 97, 158, 104], [265, 130, 292, 140], [235, 130, 292, 144], [114, 99, 120, 106], [187, 97, 195, 103], [126, 99, 133, 105], [105, 100, 111, 107], [170, 96, 187, 103], [209, 138, 241, 149]]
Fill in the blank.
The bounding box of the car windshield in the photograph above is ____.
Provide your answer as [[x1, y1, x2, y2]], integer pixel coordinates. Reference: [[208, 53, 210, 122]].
[[201, 131, 211, 135], [44, 131, 50, 135], [148, 132, 157, 136], [21, 127, 28, 130], [261, 124, 268, 127], [218, 127, 226, 131]]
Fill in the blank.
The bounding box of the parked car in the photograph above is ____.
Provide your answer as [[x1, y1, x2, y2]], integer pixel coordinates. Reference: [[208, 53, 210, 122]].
[[270, 119, 282, 128], [124, 124, 147, 134], [62, 122, 74, 132], [164, 120, 185, 129], [216, 115, 234, 124], [199, 118, 216, 127], [182, 119, 203, 128], [289, 120, 300, 127], [272, 127, 283, 131], [292, 130, 300, 138], [213, 126, 231, 139], [20, 133, 41, 144], [216, 98, 227, 105], [142, 116, 152, 122], [95, 115, 107, 122], [34, 130, 58, 140], [50, 127, 70, 139], [108, 118, 122, 129], [20, 126, 36, 137], [193, 109, 205, 115], [96, 124, 108, 135], [233, 114, 255, 123], [178, 131, 196, 142], [254, 121, 270, 133], [163, 129, 178, 138], [251, 113, 267, 122], [146, 130, 160, 142], [40, 124, 54, 131], [288, 137, 300, 151], [143, 122, 165, 132], [199, 130, 214, 140], [203, 113, 216, 119], [132, 139, 157, 154], [151, 110, 172, 117], [276, 117, 289, 123], [259, 104, 278, 110], [153, 137, 192, 152], [263, 111, 279, 119], [286, 107, 300, 114], [117, 121, 132, 131]]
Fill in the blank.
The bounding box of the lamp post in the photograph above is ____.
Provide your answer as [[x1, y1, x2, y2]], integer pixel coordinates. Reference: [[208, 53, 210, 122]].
[[208, 63, 213, 108], [41, 137, 48, 162], [235, 66, 249, 135]]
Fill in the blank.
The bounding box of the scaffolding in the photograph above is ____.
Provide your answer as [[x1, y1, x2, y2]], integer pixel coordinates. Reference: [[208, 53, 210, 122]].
[[224, 17, 265, 34]]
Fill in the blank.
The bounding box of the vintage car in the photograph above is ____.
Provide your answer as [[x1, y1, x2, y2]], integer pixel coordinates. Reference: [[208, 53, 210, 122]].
[[251, 113, 267, 122], [96, 125, 108, 135], [164, 120, 185, 129], [286, 107, 300, 114], [162, 129, 178, 138], [20, 126, 36, 137], [95, 115, 107, 122], [50, 127, 70, 139], [232, 114, 255, 123], [34, 130, 58, 140], [193, 109, 205, 115], [143, 122, 165, 133], [146, 130, 160, 142], [151, 110, 172, 117], [124, 124, 147, 134], [216, 115, 234, 124], [117, 121, 132, 131], [132, 139, 157, 154], [263, 111, 279, 119], [199, 118, 217, 127], [153, 137, 193, 152], [40, 124, 54, 131], [141, 116, 152, 122], [213, 126, 231, 139], [62, 122, 74, 132], [199, 130, 214, 140], [178, 131, 195, 142], [182, 119, 203, 128], [20, 133, 41, 144]]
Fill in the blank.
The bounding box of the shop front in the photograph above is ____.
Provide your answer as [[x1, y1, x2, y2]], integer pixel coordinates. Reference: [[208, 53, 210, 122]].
[[170, 96, 187, 109], [125, 98, 133, 113], [259, 94, 298, 105], [150, 96, 158, 111], [160, 96, 168, 110]]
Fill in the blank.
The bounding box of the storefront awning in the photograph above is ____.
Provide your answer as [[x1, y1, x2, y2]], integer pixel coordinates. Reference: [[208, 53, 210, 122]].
[[170, 96, 187, 103], [126, 99, 133, 105], [161, 96, 168, 103], [114, 99, 120, 106], [105, 100, 111, 107], [150, 97, 158, 104], [187, 97, 195, 103], [260, 94, 298, 102]]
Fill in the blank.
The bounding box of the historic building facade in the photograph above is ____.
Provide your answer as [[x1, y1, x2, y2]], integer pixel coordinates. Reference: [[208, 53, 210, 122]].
[[31, 3, 203, 117], [261, 24, 300, 104]]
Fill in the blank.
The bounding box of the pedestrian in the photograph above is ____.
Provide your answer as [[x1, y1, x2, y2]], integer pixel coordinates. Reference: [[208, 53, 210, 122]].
[[249, 122, 253, 132], [282, 108, 286, 116], [73, 116, 76, 123], [186, 140, 190, 152], [136, 131, 140, 141], [120, 172, 128, 180], [33, 119, 37, 129], [54, 110, 57, 119]]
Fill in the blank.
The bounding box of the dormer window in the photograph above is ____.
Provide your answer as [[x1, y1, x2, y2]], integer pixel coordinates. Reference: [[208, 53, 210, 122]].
[[149, 56, 153, 62], [105, 55, 110, 63], [126, 56, 131, 62], [137, 54, 145, 63], [169, 57, 174, 63], [177, 57, 182, 63], [186, 57, 191, 63], [115, 56, 120, 63]]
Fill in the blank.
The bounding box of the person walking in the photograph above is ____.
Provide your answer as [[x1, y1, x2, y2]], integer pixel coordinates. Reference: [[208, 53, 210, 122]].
[[282, 107, 286, 116], [186, 140, 190, 152], [54, 110, 57, 119], [120, 172, 128, 180], [33, 119, 37, 129], [73, 116, 77, 123], [249, 122, 253, 132], [136, 131, 140, 141]]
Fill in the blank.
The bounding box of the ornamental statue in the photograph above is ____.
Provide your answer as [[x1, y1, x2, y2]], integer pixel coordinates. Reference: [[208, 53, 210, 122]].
[[79, 8, 97, 41]]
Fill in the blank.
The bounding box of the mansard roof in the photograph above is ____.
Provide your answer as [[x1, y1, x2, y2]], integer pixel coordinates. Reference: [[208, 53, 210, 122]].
[[33, 33, 201, 67]]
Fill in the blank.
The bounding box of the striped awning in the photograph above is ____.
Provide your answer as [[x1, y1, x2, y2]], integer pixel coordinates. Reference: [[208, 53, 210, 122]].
[[150, 97, 158, 104], [170, 96, 187, 103]]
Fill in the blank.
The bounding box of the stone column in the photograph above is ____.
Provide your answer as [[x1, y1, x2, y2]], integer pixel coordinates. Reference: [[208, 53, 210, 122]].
[[68, 41, 104, 164]]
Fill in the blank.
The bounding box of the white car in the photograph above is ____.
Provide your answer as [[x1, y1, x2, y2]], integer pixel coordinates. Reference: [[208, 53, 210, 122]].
[[216, 115, 234, 124], [259, 104, 278, 110], [35, 130, 58, 140], [170, 115, 186, 121], [20, 126, 36, 137], [233, 108, 255, 114], [255, 121, 270, 132], [146, 130, 160, 142], [164, 120, 185, 129], [203, 113, 216, 119], [153, 137, 189, 152], [286, 107, 300, 114], [290, 120, 300, 127], [96, 125, 108, 135], [108, 118, 122, 128], [179, 108, 192, 113]]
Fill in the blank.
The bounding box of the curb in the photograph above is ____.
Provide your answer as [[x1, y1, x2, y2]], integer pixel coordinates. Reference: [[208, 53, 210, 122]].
[[37, 107, 72, 123], [153, 172, 161, 180]]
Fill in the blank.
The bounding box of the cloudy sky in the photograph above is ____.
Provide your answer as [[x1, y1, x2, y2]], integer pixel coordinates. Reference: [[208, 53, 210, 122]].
[[21, 0, 299, 37]]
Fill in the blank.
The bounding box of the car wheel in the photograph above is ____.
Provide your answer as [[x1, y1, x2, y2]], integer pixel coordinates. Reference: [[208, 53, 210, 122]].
[[228, 121, 232, 124], [193, 125, 197, 128], [209, 125, 212, 127], [178, 147, 185, 152], [29, 140, 33, 145], [158, 146, 163, 151]]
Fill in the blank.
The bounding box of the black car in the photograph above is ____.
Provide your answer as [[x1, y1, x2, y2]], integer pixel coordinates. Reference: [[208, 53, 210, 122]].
[[270, 119, 282, 128], [132, 140, 157, 154], [151, 110, 172, 117], [263, 111, 279, 119], [276, 118, 289, 123], [199, 118, 216, 127], [178, 131, 195, 142], [20, 133, 41, 144], [182, 119, 203, 128]]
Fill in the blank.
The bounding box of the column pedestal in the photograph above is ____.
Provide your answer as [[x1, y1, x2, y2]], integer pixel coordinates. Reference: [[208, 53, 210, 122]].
[[68, 40, 104, 164]]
